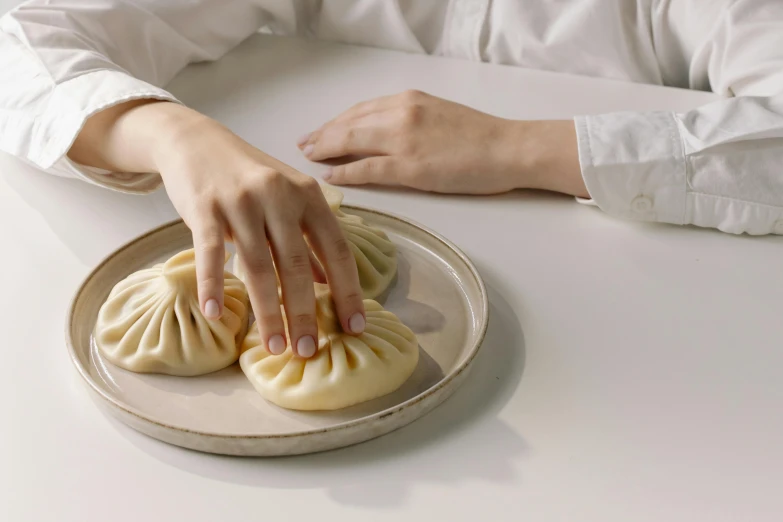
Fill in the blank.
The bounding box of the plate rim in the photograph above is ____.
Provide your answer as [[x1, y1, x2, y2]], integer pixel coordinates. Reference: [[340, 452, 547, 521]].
[[65, 204, 489, 440]]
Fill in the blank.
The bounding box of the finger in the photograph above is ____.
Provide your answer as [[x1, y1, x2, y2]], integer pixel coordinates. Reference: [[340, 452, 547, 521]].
[[297, 94, 400, 149], [191, 214, 227, 320], [266, 218, 318, 358], [303, 201, 365, 336], [329, 90, 427, 127], [323, 156, 403, 187], [305, 118, 392, 161], [231, 214, 288, 356]]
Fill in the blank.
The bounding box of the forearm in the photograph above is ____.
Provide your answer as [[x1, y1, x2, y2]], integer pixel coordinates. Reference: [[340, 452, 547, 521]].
[[68, 100, 207, 173], [0, 0, 274, 191]]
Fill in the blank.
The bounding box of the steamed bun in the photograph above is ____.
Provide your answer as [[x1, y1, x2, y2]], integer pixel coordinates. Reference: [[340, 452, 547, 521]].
[[321, 185, 397, 299], [94, 249, 250, 376], [240, 284, 419, 411], [231, 184, 397, 300]]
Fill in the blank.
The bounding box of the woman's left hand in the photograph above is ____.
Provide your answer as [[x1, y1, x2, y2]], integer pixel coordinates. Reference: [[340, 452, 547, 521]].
[[297, 90, 587, 197]]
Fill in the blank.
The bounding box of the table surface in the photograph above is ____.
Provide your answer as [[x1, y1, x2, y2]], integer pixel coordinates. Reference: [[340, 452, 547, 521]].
[[2, 34, 781, 522]]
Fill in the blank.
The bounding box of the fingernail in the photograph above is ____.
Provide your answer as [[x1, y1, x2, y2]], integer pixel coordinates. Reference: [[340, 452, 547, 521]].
[[297, 133, 312, 147], [322, 168, 333, 181], [349, 313, 365, 334], [267, 334, 286, 355], [296, 335, 316, 358], [204, 299, 220, 320], [303, 144, 314, 157]]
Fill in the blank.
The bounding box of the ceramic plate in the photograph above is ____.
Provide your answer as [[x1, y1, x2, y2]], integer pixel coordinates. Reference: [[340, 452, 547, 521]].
[[66, 206, 488, 456]]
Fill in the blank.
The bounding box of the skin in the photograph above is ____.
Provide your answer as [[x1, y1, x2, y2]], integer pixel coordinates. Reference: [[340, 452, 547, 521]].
[[299, 90, 587, 198], [69, 100, 365, 358], [68, 90, 587, 357]]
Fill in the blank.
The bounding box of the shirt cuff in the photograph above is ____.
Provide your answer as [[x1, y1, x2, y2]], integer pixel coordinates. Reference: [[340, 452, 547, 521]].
[[49, 157, 164, 194], [19, 69, 178, 193], [573, 111, 688, 225]]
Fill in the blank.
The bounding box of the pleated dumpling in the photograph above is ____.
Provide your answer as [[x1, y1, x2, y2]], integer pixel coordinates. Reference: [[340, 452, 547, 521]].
[[240, 284, 419, 411], [95, 249, 250, 376], [231, 184, 397, 300], [322, 185, 398, 299]]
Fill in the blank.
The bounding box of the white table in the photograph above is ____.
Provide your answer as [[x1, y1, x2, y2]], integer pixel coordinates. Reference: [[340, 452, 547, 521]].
[[2, 35, 781, 522]]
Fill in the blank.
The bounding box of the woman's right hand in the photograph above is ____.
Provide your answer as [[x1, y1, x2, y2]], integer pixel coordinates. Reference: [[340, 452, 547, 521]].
[[69, 100, 366, 358]]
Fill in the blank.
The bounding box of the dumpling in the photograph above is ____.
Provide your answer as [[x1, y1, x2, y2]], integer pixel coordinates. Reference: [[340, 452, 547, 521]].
[[240, 284, 419, 411], [320, 184, 398, 299], [94, 249, 250, 376], [232, 184, 397, 300]]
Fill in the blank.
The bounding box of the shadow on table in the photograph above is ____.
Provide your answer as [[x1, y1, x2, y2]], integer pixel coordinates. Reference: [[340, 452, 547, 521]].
[[0, 154, 177, 266], [108, 264, 529, 509]]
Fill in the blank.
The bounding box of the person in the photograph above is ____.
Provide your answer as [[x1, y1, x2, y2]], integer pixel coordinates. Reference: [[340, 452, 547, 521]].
[[1, 0, 782, 358]]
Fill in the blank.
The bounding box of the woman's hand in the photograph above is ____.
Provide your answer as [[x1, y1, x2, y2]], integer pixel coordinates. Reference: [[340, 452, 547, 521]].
[[70, 100, 365, 358], [298, 90, 588, 197]]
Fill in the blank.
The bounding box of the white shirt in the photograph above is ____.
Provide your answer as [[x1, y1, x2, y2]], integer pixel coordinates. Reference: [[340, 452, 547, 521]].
[[1, 0, 783, 235]]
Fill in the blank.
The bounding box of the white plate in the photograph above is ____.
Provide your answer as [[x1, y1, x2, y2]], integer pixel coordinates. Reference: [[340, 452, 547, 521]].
[[66, 206, 488, 456]]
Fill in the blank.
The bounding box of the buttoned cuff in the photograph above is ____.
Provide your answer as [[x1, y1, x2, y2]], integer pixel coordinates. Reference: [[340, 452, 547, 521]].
[[573, 111, 687, 225]]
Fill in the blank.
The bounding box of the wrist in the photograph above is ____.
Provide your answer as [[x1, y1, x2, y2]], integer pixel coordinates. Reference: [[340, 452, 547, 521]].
[[141, 103, 213, 171], [69, 99, 202, 173], [498, 119, 588, 197]]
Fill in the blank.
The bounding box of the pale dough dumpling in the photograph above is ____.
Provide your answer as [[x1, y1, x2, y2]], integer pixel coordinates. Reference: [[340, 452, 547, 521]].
[[95, 249, 250, 376], [240, 285, 419, 411], [322, 184, 398, 299], [232, 184, 397, 300]]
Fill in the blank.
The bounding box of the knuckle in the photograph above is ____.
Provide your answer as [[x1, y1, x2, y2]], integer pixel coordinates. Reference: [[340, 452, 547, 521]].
[[233, 184, 257, 211], [299, 176, 322, 197], [279, 254, 311, 279], [338, 290, 363, 304], [256, 168, 286, 193], [340, 127, 357, 148], [331, 237, 354, 262], [256, 311, 284, 328], [288, 253, 310, 270], [291, 312, 316, 328], [198, 275, 223, 290], [357, 158, 375, 174], [243, 254, 273, 276], [235, 170, 291, 209], [195, 237, 224, 256], [401, 104, 423, 126], [401, 89, 424, 102], [193, 195, 220, 217]]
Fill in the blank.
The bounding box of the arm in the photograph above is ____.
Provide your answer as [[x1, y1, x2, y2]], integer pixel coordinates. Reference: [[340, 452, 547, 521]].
[[296, 89, 586, 197], [0, 0, 366, 356], [301, 0, 783, 236], [0, 0, 272, 191], [574, 0, 783, 235]]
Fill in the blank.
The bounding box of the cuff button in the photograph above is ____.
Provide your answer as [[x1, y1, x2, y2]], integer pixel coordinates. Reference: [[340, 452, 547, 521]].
[[631, 195, 653, 213]]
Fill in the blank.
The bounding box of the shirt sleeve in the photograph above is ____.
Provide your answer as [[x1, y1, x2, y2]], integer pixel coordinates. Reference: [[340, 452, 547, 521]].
[[574, 0, 783, 235], [0, 0, 282, 193]]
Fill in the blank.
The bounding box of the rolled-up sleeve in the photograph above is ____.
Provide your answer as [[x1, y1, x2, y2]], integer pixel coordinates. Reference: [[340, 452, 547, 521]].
[[0, 0, 277, 193], [574, 0, 783, 235]]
